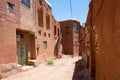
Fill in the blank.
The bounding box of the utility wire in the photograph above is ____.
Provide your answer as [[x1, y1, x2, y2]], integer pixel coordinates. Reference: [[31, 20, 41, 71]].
[[48, 0, 81, 21], [70, 0, 73, 19]]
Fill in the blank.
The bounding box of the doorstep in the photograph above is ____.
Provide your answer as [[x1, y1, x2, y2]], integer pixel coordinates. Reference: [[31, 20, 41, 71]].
[[27, 59, 37, 67]]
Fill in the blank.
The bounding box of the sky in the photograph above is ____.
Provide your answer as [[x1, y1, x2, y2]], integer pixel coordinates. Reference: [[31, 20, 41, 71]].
[[47, 0, 90, 25]]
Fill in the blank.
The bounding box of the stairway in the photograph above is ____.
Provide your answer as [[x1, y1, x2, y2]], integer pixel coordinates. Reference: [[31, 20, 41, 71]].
[[54, 33, 62, 58]]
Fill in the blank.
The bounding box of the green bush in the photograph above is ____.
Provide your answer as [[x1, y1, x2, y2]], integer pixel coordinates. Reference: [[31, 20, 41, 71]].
[[47, 60, 54, 65], [71, 55, 74, 58]]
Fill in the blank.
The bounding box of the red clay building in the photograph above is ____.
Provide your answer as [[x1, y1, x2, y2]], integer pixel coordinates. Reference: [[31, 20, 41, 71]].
[[35, 0, 62, 64], [59, 19, 81, 56], [0, 0, 62, 76], [83, 0, 120, 80], [0, 0, 20, 75], [81, 26, 91, 69]]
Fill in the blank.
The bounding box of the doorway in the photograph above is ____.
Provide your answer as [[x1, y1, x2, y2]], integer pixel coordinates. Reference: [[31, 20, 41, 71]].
[[17, 44, 27, 65]]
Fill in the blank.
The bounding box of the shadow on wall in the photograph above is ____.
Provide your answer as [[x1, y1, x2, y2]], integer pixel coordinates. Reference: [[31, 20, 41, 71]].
[[72, 59, 92, 80]]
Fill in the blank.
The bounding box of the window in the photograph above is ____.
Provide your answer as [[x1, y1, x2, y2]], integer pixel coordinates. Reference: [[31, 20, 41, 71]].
[[48, 33, 50, 38], [44, 32, 46, 37], [43, 41, 47, 49], [73, 23, 78, 32], [47, 8, 49, 11], [39, 0, 42, 5], [38, 8, 43, 27], [58, 28, 59, 36], [21, 0, 30, 8], [66, 26, 69, 34], [38, 31, 41, 36], [54, 26, 56, 35], [8, 2, 14, 14], [46, 13, 50, 29]]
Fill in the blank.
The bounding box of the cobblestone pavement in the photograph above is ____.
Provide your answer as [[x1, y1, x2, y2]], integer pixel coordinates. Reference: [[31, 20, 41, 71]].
[[2, 55, 81, 80]]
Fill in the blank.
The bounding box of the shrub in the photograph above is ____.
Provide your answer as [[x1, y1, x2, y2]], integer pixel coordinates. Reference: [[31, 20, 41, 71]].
[[47, 60, 54, 65], [71, 55, 74, 58]]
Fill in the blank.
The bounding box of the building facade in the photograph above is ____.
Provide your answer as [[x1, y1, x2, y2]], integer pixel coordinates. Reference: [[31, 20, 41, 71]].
[[0, 0, 20, 74], [0, 0, 62, 76], [59, 19, 81, 56], [83, 0, 120, 80], [81, 26, 91, 69], [35, 0, 62, 64]]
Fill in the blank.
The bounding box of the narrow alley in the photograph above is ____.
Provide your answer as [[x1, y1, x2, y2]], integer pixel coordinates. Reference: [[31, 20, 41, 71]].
[[0, 0, 120, 80], [2, 55, 81, 80]]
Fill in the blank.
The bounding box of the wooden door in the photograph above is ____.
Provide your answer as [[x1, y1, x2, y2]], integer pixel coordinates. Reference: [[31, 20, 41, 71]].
[[17, 44, 27, 65]]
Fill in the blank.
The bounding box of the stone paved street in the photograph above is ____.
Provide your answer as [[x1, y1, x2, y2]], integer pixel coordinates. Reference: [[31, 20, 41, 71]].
[[2, 55, 81, 80]]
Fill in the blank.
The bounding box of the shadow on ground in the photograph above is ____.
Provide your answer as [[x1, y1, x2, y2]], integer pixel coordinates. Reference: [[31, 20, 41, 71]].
[[72, 59, 91, 80]]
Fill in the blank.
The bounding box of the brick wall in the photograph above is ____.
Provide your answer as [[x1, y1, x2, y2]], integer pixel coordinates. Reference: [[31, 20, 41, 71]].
[[0, 0, 20, 75], [0, 0, 20, 64], [35, 0, 62, 64], [0, 0, 62, 75], [85, 0, 120, 79]]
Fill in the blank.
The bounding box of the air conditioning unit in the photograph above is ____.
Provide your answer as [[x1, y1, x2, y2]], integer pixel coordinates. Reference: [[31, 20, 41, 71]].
[[16, 35, 21, 41]]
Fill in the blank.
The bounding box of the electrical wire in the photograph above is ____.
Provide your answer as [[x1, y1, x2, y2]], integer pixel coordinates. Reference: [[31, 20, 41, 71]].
[[70, 0, 73, 19], [48, 0, 82, 22]]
